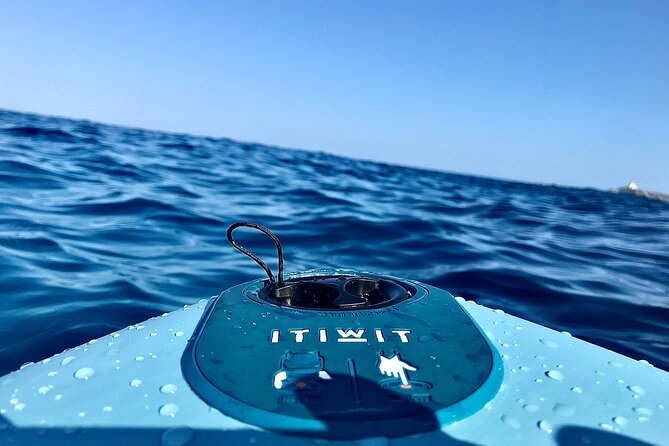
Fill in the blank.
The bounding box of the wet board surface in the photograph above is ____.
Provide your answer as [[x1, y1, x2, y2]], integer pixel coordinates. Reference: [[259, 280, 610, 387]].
[[1, 270, 668, 446]]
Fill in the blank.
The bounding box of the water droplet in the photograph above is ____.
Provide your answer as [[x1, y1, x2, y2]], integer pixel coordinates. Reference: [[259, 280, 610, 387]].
[[519, 366, 530, 372], [20, 362, 34, 369], [493, 309, 505, 314], [501, 415, 521, 429], [38, 386, 50, 395], [561, 331, 572, 337], [111, 333, 120, 338], [74, 367, 95, 380], [612, 416, 628, 427], [14, 403, 27, 411], [428, 355, 436, 360], [523, 404, 539, 413], [417, 335, 430, 342], [232, 324, 242, 329], [546, 370, 564, 381], [9, 398, 18, 405], [150, 332, 158, 337], [598, 423, 614, 431], [47, 371, 58, 377], [130, 379, 143, 388], [627, 385, 646, 396], [535, 355, 546, 360], [175, 331, 185, 337], [161, 426, 194, 446], [60, 356, 76, 366], [103, 406, 113, 412], [160, 384, 178, 394], [537, 420, 553, 434], [135, 356, 145, 362], [553, 403, 575, 417], [633, 407, 653, 416], [535, 378, 543, 383], [539, 339, 559, 348], [159, 403, 180, 417], [78, 412, 86, 417], [55, 394, 63, 400], [608, 361, 623, 368]]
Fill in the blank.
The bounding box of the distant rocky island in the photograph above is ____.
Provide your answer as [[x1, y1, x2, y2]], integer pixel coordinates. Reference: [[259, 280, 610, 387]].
[[610, 182, 669, 202]]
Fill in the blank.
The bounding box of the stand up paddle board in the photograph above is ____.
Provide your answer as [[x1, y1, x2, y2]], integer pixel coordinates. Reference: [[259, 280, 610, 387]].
[[0, 222, 666, 445]]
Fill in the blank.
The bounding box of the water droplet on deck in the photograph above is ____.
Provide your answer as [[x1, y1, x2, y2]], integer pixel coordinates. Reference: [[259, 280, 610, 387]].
[[537, 420, 553, 434], [38, 386, 50, 395], [539, 339, 559, 348], [546, 370, 564, 381], [523, 404, 539, 413], [159, 403, 180, 417], [501, 415, 521, 429], [14, 403, 26, 411], [633, 407, 653, 416], [175, 331, 185, 337], [60, 356, 76, 366], [612, 416, 627, 427], [135, 356, 145, 362], [103, 406, 113, 412], [571, 387, 583, 394], [160, 384, 178, 394], [627, 385, 646, 396], [553, 403, 575, 417], [74, 367, 95, 380], [598, 423, 614, 431], [130, 379, 143, 388]]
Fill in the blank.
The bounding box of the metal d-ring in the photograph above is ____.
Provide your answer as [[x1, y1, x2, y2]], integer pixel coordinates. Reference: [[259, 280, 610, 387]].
[[226, 221, 284, 286]]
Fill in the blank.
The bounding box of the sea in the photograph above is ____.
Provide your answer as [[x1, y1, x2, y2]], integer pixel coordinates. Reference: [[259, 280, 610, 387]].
[[1, 109, 667, 376]]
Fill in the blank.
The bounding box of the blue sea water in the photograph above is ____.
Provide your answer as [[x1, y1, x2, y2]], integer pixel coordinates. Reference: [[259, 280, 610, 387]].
[[0, 109, 668, 376]]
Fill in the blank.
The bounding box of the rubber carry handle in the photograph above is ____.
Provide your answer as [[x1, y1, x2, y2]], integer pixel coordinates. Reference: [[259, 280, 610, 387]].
[[226, 221, 284, 286]]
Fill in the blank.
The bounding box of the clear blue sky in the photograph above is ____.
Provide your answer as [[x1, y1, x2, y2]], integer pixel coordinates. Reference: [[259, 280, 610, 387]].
[[1, 1, 668, 191]]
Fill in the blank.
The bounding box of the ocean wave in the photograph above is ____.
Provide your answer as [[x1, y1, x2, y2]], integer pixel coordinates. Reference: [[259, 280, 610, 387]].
[[0, 108, 668, 375]]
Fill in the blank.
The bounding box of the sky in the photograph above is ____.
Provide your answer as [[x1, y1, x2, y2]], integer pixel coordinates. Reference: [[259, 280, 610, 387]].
[[1, 1, 668, 192]]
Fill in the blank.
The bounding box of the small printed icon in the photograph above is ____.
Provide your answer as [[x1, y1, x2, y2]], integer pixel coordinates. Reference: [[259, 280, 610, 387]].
[[272, 351, 331, 390], [378, 352, 417, 386]]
